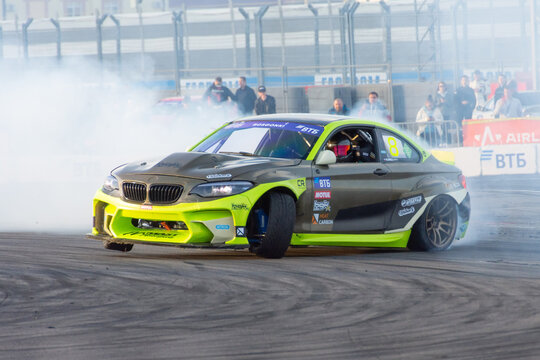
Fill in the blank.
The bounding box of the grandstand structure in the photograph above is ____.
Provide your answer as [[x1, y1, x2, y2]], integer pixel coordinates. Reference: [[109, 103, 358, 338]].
[[0, 0, 535, 93]]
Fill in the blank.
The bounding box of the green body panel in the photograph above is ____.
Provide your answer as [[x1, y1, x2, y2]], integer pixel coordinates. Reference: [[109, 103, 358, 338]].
[[92, 177, 307, 246], [291, 231, 411, 248]]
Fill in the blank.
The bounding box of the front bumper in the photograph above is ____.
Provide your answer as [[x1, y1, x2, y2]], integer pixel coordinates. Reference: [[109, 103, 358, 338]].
[[90, 189, 253, 247]]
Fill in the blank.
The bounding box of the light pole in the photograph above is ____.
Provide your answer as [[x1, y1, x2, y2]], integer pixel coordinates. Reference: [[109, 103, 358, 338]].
[[137, 0, 145, 73], [531, 0, 538, 90]]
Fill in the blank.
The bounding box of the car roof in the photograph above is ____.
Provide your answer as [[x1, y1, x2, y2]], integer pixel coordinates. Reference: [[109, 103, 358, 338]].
[[237, 113, 367, 126]]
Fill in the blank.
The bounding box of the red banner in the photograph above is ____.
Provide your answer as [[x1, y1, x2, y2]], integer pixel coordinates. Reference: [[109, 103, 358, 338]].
[[462, 117, 540, 147]]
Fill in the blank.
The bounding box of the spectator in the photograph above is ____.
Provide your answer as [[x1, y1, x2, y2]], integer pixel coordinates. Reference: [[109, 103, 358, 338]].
[[470, 70, 487, 107], [434, 81, 454, 120], [255, 86, 276, 115], [203, 76, 235, 104], [493, 80, 523, 118], [235, 76, 257, 116], [454, 75, 476, 124], [491, 73, 507, 104], [416, 95, 443, 147], [357, 91, 391, 121], [328, 98, 350, 115]]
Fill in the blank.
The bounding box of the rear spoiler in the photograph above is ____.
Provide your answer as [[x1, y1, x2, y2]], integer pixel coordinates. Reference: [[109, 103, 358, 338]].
[[430, 150, 455, 165]]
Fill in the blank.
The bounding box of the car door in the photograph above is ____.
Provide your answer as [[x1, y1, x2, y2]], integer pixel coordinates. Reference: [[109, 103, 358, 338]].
[[375, 128, 428, 231], [310, 126, 393, 234]]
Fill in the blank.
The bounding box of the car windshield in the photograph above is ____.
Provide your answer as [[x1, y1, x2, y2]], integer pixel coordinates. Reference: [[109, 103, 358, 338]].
[[192, 120, 324, 159]]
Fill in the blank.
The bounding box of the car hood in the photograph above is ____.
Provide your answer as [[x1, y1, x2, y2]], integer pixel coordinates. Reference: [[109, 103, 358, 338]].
[[114, 152, 301, 180]]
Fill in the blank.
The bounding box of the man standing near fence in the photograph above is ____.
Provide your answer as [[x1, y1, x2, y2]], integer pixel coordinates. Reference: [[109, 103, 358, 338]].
[[255, 86, 276, 115], [203, 76, 236, 104], [357, 92, 391, 121], [235, 76, 257, 116]]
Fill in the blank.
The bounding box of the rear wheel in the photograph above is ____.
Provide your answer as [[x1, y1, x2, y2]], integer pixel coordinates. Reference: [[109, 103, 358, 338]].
[[408, 195, 457, 251], [247, 192, 295, 259], [103, 241, 133, 252]]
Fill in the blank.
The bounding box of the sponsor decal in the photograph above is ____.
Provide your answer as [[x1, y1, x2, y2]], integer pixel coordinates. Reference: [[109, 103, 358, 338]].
[[398, 207, 415, 217], [225, 121, 324, 135], [294, 125, 321, 135], [314, 191, 331, 199], [297, 179, 306, 188], [478, 145, 536, 175], [123, 231, 179, 238], [314, 177, 331, 189], [313, 200, 331, 212], [206, 173, 232, 179], [232, 203, 249, 211], [314, 72, 387, 86], [216, 225, 230, 230], [481, 149, 527, 168], [236, 226, 246, 237], [465, 121, 540, 147], [400, 195, 422, 208], [312, 213, 334, 225], [141, 205, 153, 210]]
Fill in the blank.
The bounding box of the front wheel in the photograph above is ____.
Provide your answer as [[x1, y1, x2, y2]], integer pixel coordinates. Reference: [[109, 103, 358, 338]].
[[408, 195, 458, 251], [248, 192, 295, 259]]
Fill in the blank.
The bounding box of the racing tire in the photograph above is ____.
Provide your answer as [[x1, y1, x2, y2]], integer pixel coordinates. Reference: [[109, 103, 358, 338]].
[[408, 195, 458, 251], [103, 241, 134, 252], [251, 192, 295, 259]]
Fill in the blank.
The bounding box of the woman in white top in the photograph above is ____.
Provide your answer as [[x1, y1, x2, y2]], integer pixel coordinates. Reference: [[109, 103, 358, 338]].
[[416, 96, 443, 147]]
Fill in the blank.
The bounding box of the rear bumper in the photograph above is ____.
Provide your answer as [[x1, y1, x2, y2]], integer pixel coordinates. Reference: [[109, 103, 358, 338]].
[[457, 192, 471, 239]]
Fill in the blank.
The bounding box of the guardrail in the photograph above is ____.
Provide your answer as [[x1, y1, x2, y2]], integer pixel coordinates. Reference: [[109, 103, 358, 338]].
[[396, 120, 461, 148]]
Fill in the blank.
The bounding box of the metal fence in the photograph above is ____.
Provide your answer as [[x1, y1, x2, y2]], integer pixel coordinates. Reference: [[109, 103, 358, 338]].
[[396, 120, 461, 148]]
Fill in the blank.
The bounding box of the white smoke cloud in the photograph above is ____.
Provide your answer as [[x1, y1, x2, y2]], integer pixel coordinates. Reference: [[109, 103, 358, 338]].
[[0, 59, 236, 232]]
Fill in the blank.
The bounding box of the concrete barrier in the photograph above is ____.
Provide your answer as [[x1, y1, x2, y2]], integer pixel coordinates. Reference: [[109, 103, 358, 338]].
[[443, 144, 539, 177]]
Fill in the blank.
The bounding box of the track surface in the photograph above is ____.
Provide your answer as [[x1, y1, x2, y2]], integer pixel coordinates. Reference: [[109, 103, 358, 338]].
[[2, 175, 540, 359]]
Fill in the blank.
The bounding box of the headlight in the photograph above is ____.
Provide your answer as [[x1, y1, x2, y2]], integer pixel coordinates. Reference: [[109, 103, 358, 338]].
[[103, 175, 119, 192], [190, 181, 253, 198]]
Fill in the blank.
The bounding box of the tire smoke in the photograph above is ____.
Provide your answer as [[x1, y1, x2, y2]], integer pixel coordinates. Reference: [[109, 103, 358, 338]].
[[0, 60, 234, 232]]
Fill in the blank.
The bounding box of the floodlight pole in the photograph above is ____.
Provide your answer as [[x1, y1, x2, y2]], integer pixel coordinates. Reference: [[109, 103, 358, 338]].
[[347, 2, 359, 86], [532, 0, 539, 90], [255, 5, 269, 85], [96, 13, 107, 64], [238, 8, 251, 73], [172, 11, 184, 95], [22, 18, 33, 60], [109, 15, 122, 72], [50, 18, 61, 61], [308, 3, 320, 73]]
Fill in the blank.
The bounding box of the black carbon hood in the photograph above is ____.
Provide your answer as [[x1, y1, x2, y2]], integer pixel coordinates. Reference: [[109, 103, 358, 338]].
[[114, 152, 300, 180]]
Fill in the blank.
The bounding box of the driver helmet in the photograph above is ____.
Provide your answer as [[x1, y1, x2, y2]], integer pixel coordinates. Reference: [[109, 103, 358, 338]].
[[327, 134, 353, 162]]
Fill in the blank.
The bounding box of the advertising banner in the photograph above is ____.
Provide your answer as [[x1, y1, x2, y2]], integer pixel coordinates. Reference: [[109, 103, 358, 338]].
[[462, 118, 540, 147], [479, 144, 537, 176]]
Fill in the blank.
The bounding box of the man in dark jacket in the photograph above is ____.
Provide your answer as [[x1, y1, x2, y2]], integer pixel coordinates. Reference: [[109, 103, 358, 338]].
[[255, 86, 276, 115], [235, 76, 256, 116], [454, 75, 476, 122], [203, 76, 235, 104], [328, 98, 350, 115]]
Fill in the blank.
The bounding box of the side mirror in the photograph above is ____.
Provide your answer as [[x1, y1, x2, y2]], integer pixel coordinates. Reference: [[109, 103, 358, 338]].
[[315, 150, 337, 166]]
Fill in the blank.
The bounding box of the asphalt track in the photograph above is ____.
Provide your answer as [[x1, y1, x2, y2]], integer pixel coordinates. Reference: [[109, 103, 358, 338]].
[[2, 175, 540, 359]]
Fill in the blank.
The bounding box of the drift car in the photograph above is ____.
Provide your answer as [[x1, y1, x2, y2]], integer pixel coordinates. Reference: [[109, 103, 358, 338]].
[[88, 114, 470, 258]]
